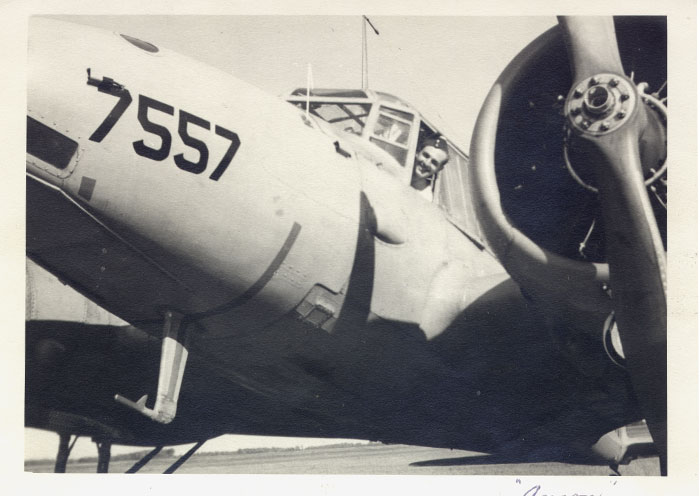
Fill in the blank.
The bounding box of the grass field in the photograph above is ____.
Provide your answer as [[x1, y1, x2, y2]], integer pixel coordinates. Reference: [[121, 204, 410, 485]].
[[25, 443, 660, 475]]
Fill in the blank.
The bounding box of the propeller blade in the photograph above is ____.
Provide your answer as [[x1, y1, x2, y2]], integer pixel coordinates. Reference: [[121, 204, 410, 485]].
[[591, 127, 667, 472], [559, 16, 624, 82], [559, 16, 667, 473]]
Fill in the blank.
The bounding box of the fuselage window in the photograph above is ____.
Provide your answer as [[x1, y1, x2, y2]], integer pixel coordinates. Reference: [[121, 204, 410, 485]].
[[26, 116, 78, 170]]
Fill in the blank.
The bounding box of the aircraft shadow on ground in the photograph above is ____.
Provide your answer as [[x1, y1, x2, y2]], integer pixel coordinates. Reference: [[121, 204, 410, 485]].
[[409, 453, 606, 468]]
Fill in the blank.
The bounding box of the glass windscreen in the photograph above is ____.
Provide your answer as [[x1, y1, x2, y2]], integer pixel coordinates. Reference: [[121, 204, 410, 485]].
[[292, 102, 371, 136]]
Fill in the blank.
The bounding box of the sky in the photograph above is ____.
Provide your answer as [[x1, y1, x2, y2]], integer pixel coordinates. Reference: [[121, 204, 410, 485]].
[[22, 14, 556, 463]]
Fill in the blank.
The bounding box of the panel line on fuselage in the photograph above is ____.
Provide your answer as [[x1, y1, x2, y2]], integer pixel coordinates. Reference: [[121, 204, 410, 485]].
[[187, 222, 302, 321]]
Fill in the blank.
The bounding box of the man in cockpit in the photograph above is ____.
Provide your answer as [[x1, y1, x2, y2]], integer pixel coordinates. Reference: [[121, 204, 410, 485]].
[[411, 136, 449, 201]]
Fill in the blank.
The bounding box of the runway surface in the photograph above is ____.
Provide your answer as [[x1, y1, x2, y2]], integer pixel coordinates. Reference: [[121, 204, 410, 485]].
[[25, 443, 660, 475]]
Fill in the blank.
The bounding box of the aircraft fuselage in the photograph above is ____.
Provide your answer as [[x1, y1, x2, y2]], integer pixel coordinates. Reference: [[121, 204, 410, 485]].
[[28, 18, 502, 345]]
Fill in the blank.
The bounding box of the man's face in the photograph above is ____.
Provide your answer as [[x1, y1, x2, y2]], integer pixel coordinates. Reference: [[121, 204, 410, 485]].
[[413, 145, 448, 180]]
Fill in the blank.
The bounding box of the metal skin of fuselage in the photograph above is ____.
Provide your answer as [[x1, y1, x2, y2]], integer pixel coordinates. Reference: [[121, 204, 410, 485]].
[[26, 18, 640, 460]]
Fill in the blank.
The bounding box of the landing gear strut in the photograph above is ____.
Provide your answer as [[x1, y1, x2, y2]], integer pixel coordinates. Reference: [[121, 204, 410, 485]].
[[53, 434, 112, 473], [126, 440, 207, 473], [95, 439, 112, 473], [163, 440, 206, 474], [54, 433, 78, 473], [51, 433, 204, 473], [126, 446, 163, 473]]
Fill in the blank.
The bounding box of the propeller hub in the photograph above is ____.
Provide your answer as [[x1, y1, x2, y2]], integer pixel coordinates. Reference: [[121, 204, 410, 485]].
[[565, 73, 637, 135], [584, 86, 614, 115]]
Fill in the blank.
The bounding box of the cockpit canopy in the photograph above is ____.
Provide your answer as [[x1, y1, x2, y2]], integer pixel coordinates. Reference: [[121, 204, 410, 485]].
[[285, 88, 483, 243]]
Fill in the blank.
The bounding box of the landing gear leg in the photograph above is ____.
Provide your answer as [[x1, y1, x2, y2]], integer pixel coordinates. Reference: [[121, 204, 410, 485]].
[[54, 433, 78, 473], [96, 440, 112, 473]]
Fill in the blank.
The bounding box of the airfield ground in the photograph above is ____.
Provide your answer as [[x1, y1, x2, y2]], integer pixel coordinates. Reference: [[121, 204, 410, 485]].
[[25, 443, 660, 475]]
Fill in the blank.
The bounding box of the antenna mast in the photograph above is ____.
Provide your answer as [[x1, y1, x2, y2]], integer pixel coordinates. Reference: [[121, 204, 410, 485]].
[[306, 63, 313, 119], [361, 16, 379, 90]]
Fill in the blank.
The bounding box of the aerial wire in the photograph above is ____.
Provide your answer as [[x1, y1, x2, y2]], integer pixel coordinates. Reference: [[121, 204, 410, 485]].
[[362, 16, 366, 89]]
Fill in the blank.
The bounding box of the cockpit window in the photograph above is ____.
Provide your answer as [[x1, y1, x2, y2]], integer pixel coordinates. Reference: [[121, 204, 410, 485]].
[[378, 107, 413, 124], [374, 114, 410, 145], [292, 102, 371, 135], [369, 106, 414, 166]]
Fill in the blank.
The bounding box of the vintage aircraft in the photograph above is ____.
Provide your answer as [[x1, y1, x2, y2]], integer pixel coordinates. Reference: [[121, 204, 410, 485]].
[[26, 16, 667, 473]]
